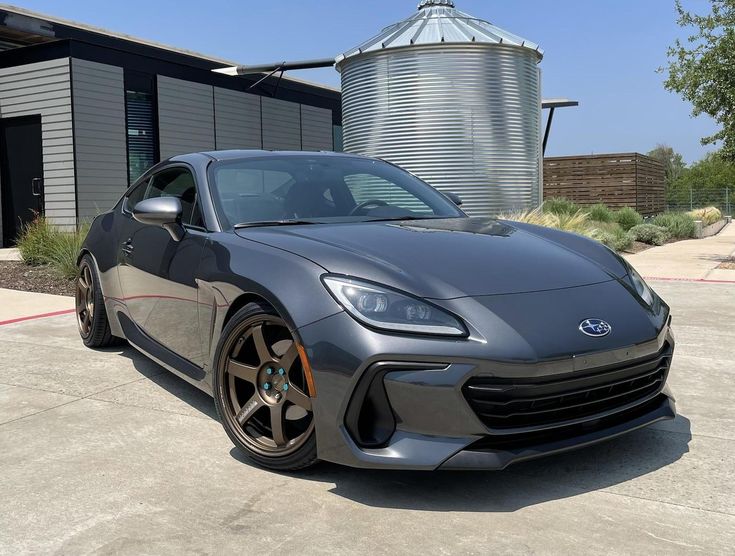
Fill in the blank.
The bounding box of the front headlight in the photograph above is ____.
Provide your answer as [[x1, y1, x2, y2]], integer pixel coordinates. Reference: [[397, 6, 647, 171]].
[[628, 267, 654, 306], [322, 275, 467, 337]]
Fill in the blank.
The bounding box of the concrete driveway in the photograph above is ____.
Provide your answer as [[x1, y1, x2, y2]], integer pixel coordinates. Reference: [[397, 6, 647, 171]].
[[0, 278, 733, 555]]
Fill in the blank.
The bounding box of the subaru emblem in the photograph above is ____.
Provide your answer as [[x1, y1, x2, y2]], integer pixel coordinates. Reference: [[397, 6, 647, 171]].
[[579, 318, 612, 337]]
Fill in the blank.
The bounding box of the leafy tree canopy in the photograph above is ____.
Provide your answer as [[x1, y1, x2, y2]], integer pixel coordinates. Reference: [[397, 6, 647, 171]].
[[664, 0, 735, 160], [647, 144, 687, 186]]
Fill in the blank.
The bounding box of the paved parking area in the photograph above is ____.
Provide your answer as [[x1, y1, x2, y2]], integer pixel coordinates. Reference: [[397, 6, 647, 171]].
[[0, 280, 733, 555]]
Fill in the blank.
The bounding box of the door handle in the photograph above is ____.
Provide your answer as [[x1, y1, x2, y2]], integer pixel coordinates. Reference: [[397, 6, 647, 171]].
[[121, 239, 134, 256]]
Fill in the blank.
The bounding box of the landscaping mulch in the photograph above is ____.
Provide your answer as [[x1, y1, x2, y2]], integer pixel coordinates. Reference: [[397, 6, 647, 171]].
[[0, 261, 75, 297], [717, 258, 735, 270]]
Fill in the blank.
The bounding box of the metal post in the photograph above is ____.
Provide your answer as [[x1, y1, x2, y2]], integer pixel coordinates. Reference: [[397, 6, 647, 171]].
[[542, 107, 555, 156]]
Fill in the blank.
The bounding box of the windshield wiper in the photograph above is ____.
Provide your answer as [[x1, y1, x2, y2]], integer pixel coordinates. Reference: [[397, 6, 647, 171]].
[[234, 219, 318, 229]]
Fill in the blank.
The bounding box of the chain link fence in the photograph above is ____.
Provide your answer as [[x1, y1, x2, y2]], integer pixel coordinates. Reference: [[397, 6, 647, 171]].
[[666, 187, 732, 215]]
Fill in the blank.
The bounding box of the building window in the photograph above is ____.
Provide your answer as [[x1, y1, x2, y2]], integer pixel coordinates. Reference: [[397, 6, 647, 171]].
[[126, 90, 156, 184]]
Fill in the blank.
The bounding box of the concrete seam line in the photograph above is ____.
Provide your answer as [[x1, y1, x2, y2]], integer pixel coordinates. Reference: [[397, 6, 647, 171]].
[[0, 308, 75, 326]]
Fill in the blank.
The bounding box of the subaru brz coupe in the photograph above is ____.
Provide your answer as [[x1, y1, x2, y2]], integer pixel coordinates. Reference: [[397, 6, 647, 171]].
[[77, 151, 675, 471]]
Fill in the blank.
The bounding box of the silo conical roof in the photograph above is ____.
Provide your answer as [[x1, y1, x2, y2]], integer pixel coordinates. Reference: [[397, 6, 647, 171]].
[[336, 0, 543, 68]]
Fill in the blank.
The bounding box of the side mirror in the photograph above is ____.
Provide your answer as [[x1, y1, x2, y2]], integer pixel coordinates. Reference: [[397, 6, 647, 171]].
[[132, 197, 185, 241], [445, 191, 463, 207]]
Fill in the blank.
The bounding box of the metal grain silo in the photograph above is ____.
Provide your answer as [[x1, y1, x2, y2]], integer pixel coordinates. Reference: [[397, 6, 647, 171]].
[[335, 0, 543, 216]]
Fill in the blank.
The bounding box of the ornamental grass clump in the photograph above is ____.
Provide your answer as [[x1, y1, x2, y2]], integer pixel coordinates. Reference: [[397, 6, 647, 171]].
[[542, 197, 581, 216], [16, 217, 90, 280], [613, 207, 644, 231], [500, 208, 596, 238], [687, 206, 722, 226], [588, 203, 614, 223]]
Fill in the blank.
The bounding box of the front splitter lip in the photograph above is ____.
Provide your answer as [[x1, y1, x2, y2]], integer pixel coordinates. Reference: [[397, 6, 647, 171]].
[[439, 395, 676, 470]]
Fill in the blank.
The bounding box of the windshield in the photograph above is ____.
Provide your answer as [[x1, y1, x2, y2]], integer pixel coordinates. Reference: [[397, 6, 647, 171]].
[[208, 155, 464, 229]]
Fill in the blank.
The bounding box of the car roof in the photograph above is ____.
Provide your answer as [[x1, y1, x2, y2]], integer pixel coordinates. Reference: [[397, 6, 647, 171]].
[[170, 150, 368, 163]]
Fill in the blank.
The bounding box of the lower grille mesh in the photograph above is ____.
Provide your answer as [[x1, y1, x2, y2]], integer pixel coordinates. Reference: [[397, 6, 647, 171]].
[[463, 343, 672, 430]]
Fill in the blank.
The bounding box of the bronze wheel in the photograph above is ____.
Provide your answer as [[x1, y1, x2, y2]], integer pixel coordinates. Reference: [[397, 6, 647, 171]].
[[76, 254, 121, 348], [214, 304, 316, 466], [76, 263, 94, 339]]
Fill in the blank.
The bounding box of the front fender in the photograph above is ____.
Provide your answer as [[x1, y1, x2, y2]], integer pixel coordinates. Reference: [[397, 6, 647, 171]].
[[196, 233, 343, 383]]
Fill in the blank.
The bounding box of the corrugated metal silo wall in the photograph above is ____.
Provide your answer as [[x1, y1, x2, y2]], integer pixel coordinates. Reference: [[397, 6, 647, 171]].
[[340, 44, 541, 216]]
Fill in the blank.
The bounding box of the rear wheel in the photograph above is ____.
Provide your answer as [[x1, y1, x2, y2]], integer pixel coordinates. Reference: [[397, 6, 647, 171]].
[[213, 302, 317, 471], [76, 254, 120, 348]]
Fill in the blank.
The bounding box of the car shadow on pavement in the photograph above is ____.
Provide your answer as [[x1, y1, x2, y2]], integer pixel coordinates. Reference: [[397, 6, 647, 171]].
[[296, 419, 691, 511], [114, 345, 218, 420], [116, 345, 692, 513], [236, 417, 692, 512]]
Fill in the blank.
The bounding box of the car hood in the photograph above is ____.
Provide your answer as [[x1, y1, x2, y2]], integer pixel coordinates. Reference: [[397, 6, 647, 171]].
[[236, 217, 627, 299]]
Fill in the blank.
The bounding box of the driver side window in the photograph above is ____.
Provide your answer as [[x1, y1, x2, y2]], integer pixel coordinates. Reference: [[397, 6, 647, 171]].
[[126, 167, 205, 228]]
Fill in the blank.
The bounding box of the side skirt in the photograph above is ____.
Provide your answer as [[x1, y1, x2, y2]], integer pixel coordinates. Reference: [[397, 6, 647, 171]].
[[118, 312, 212, 395]]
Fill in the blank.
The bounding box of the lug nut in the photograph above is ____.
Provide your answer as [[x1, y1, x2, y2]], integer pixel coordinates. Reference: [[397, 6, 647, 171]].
[[278, 368, 285, 376], [266, 368, 273, 375], [263, 383, 271, 390], [282, 384, 289, 391]]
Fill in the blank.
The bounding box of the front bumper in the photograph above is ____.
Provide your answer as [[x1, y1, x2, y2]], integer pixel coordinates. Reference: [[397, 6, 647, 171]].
[[297, 309, 676, 471]]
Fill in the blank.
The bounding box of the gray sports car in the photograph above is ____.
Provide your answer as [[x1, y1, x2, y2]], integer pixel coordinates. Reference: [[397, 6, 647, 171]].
[[77, 150, 675, 471]]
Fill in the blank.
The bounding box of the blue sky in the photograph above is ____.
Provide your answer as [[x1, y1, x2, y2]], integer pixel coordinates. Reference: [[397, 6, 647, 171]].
[[19, 0, 719, 163]]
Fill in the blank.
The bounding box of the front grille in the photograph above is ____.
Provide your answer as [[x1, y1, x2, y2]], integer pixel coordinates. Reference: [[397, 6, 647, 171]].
[[463, 343, 672, 430]]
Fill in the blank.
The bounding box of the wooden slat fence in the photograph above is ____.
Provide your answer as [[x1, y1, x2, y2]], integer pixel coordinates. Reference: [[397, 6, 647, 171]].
[[543, 153, 665, 215]]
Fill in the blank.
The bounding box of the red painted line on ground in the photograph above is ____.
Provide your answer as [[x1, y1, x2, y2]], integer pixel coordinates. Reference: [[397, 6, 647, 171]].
[[0, 308, 76, 326], [645, 276, 735, 284]]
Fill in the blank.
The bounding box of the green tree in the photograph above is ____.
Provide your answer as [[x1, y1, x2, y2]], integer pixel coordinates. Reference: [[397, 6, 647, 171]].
[[647, 144, 687, 187], [668, 151, 735, 206], [664, 1, 735, 161]]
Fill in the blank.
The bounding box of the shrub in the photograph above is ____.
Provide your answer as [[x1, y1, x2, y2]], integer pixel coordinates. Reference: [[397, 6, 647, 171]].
[[588, 203, 614, 223], [613, 207, 644, 231], [629, 224, 671, 246], [17, 217, 89, 280], [687, 206, 722, 226], [652, 212, 697, 238], [543, 197, 580, 216], [596, 225, 634, 252]]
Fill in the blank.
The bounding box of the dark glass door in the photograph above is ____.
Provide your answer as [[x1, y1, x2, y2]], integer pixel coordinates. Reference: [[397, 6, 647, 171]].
[[0, 115, 43, 246]]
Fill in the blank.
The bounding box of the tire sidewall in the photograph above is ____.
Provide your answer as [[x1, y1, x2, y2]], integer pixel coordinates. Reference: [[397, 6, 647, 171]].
[[212, 301, 317, 471], [78, 254, 112, 348]]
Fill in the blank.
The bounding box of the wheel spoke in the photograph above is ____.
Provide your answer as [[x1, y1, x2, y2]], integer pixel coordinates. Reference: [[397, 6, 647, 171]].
[[286, 384, 312, 411], [235, 394, 263, 426], [226, 358, 259, 384], [251, 324, 271, 365], [279, 342, 299, 372], [84, 267, 92, 290], [270, 404, 287, 446]]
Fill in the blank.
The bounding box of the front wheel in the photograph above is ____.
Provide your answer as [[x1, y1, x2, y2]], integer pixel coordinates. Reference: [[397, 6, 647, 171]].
[[213, 302, 317, 471]]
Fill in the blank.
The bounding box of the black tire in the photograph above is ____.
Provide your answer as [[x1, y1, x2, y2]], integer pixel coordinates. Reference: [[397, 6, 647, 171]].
[[213, 301, 318, 471], [76, 254, 121, 348]]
